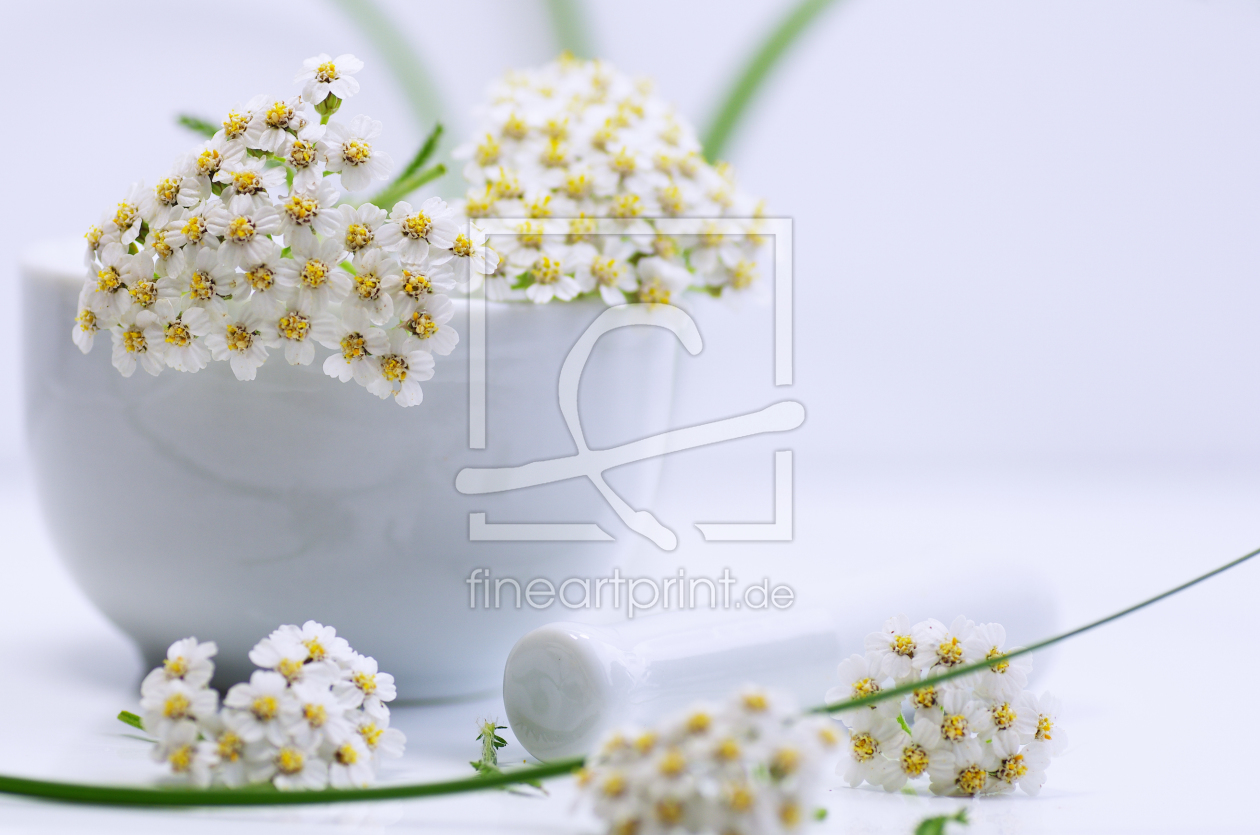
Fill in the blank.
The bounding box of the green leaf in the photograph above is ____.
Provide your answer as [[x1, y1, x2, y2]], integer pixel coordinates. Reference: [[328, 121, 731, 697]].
[[364, 163, 447, 210], [399, 123, 444, 183], [896, 714, 911, 734], [701, 0, 843, 162], [915, 808, 969, 835], [177, 114, 218, 139], [117, 711, 144, 731]]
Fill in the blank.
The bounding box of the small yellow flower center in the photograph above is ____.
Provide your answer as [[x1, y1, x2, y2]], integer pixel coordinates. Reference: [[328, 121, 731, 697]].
[[658, 749, 686, 777], [779, 800, 801, 828], [276, 747, 305, 775], [75, 309, 98, 333], [700, 223, 723, 248], [530, 256, 562, 285], [182, 216, 206, 243], [401, 270, 432, 297], [526, 194, 552, 218], [96, 266, 122, 293], [591, 122, 617, 151], [502, 113, 528, 140], [303, 703, 328, 728], [284, 194, 320, 225], [652, 235, 678, 259], [655, 799, 683, 826], [516, 221, 543, 249], [1035, 716, 1054, 741], [264, 101, 293, 128], [85, 225, 104, 249], [986, 646, 1009, 673], [168, 745, 194, 773], [601, 772, 626, 798], [352, 671, 378, 694], [768, 748, 800, 780], [217, 731, 244, 762], [452, 235, 474, 259], [726, 784, 755, 813], [196, 149, 222, 177], [277, 657, 304, 682], [900, 743, 930, 776], [278, 311, 310, 341], [912, 686, 937, 710], [850, 731, 878, 762], [403, 311, 438, 340], [300, 260, 329, 288], [475, 134, 500, 167], [345, 223, 373, 251], [634, 732, 657, 755], [564, 171, 592, 200], [246, 265, 275, 291], [568, 216, 596, 243], [225, 323, 253, 353], [685, 712, 710, 735], [658, 185, 685, 216], [222, 110, 250, 139], [464, 189, 494, 218], [379, 354, 408, 382], [155, 178, 181, 206], [402, 212, 432, 239], [150, 231, 173, 259], [997, 754, 1028, 784], [164, 692, 191, 719], [937, 636, 965, 667], [289, 140, 317, 168], [742, 693, 769, 713], [122, 328, 146, 354], [315, 61, 338, 82], [609, 194, 642, 218], [893, 634, 916, 657], [232, 170, 263, 195], [940, 714, 968, 742], [252, 695, 279, 721], [956, 764, 988, 796], [540, 139, 567, 168], [163, 656, 189, 677], [359, 722, 384, 749], [335, 743, 359, 765], [714, 738, 740, 761], [851, 677, 880, 700], [638, 279, 671, 306], [730, 260, 756, 289], [227, 216, 256, 242], [189, 271, 215, 301], [817, 726, 840, 748], [354, 270, 381, 299], [303, 637, 326, 660], [610, 148, 637, 177], [343, 140, 372, 165], [165, 321, 192, 347], [341, 333, 368, 361], [992, 702, 1017, 731]]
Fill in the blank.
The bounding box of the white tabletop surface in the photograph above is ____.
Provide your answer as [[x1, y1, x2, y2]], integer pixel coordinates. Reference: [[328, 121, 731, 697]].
[[1, 460, 1257, 834]]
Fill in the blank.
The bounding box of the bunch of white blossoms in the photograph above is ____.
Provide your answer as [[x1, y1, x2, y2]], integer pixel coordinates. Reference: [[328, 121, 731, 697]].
[[72, 53, 489, 407], [453, 54, 767, 306], [577, 689, 839, 835], [831, 615, 1067, 798], [138, 621, 405, 790]]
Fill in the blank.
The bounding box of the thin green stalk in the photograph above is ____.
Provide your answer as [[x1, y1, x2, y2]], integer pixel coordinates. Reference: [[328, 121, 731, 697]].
[[543, 0, 595, 59], [0, 543, 1255, 808], [813, 543, 1260, 714], [326, 0, 446, 130], [365, 162, 447, 209], [177, 114, 218, 139], [701, 0, 842, 162]]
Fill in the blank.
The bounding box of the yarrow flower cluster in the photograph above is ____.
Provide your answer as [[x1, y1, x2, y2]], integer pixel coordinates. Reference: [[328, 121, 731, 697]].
[[576, 689, 838, 835], [831, 615, 1067, 798], [72, 53, 479, 407], [453, 54, 768, 306], [138, 621, 404, 790]]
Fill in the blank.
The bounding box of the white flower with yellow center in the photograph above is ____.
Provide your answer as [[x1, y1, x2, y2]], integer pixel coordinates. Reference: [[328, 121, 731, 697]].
[[245, 95, 309, 154], [443, 223, 498, 291], [296, 53, 363, 104], [178, 134, 245, 202], [634, 255, 691, 306], [928, 738, 997, 797], [71, 301, 99, 355], [323, 114, 392, 192], [384, 256, 456, 320], [354, 709, 406, 761], [396, 293, 458, 358], [879, 718, 952, 793], [328, 734, 375, 788], [283, 122, 329, 193], [362, 328, 435, 407], [331, 203, 389, 255], [140, 637, 218, 697], [911, 616, 987, 677], [272, 303, 324, 366], [142, 223, 187, 280], [838, 707, 905, 788], [140, 678, 219, 737], [984, 691, 1037, 750], [162, 199, 222, 252], [377, 197, 458, 264], [247, 631, 340, 688], [973, 621, 1032, 701], [237, 241, 289, 316], [274, 620, 355, 668], [165, 247, 237, 315], [142, 300, 213, 373], [825, 653, 898, 718], [335, 653, 397, 715], [195, 713, 249, 788], [84, 242, 147, 319], [145, 172, 187, 228], [102, 182, 148, 246], [524, 252, 580, 304], [245, 738, 328, 791], [217, 94, 267, 152], [573, 243, 638, 305], [223, 670, 293, 746], [924, 689, 994, 751], [152, 719, 216, 787], [206, 201, 282, 270], [203, 302, 278, 381], [284, 680, 358, 748], [277, 178, 341, 244], [1025, 691, 1068, 756], [344, 248, 400, 326], [214, 157, 286, 214], [864, 614, 921, 683], [275, 234, 351, 311], [318, 309, 389, 385], [990, 734, 1050, 796]]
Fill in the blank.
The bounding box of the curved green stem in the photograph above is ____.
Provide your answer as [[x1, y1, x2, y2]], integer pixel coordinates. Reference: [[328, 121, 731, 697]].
[[543, 0, 595, 58], [701, 0, 843, 162], [1, 543, 1255, 807]]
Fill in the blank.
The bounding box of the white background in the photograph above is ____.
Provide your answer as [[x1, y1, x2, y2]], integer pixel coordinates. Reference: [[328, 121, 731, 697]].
[[2, 1, 1260, 833]]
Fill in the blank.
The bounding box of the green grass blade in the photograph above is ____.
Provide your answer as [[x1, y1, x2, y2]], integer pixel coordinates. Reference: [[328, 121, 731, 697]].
[[365, 162, 447, 209], [177, 114, 218, 139], [544, 0, 595, 58]]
